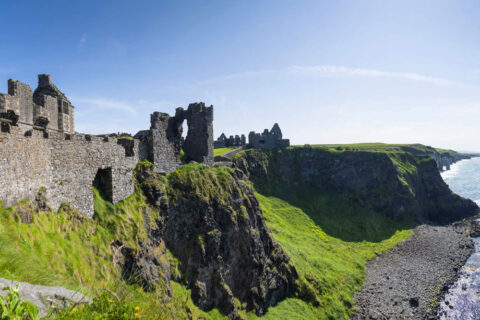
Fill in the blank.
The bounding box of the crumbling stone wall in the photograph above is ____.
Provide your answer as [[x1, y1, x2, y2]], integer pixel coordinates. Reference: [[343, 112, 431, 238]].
[[0, 74, 215, 217], [135, 112, 183, 173], [0, 123, 138, 217], [136, 102, 214, 172], [182, 102, 214, 165], [10, 80, 33, 124]]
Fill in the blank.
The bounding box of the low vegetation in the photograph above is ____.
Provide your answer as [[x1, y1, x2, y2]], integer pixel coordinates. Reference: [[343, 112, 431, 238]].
[[0, 286, 39, 320], [214, 147, 238, 157], [299, 142, 461, 156], [0, 185, 224, 319], [249, 186, 412, 319]]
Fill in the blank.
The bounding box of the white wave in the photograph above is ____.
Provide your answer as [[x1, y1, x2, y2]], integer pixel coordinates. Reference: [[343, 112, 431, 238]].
[[441, 160, 465, 180]]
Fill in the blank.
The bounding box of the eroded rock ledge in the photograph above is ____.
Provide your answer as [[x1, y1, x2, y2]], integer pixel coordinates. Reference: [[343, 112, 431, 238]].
[[0, 277, 91, 317]]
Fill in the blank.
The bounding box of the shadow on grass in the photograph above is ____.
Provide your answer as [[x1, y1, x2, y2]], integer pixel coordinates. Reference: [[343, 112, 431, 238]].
[[255, 183, 412, 243]]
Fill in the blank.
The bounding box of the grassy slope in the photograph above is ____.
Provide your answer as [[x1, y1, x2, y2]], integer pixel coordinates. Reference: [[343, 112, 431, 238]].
[[247, 186, 412, 320], [0, 187, 226, 319], [214, 147, 239, 157]]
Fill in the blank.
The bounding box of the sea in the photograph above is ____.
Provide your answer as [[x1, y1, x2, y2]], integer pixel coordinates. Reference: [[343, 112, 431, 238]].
[[438, 157, 480, 319]]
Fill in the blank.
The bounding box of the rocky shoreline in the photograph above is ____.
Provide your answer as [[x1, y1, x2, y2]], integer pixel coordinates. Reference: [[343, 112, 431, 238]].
[[353, 219, 476, 320]]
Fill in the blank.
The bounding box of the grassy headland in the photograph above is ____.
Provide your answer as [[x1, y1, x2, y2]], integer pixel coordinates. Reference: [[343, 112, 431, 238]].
[[1, 143, 473, 319]]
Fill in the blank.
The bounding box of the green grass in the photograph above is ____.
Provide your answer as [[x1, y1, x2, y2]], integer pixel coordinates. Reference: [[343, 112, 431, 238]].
[[214, 147, 239, 157], [247, 185, 412, 320], [294, 143, 463, 157], [0, 186, 226, 319]]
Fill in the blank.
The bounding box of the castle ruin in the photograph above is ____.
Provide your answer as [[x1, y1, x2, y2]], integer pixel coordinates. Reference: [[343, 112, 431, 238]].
[[213, 123, 290, 151], [214, 133, 246, 148], [0, 75, 214, 217], [247, 123, 290, 149]]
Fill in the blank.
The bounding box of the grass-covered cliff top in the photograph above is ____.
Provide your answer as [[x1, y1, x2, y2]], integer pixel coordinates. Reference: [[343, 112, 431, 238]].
[[290, 143, 465, 157]]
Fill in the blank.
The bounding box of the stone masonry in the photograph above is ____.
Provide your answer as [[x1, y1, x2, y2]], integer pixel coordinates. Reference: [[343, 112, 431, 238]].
[[248, 123, 290, 149], [0, 75, 215, 217], [0, 123, 137, 217], [214, 133, 246, 148], [0, 74, 74, 133], [135, 102, 214, 173]]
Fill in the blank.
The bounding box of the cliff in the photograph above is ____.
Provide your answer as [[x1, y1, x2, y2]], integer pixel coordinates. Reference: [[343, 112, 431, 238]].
[[232, 146, 478, 224], [132, 162, 297, 317]]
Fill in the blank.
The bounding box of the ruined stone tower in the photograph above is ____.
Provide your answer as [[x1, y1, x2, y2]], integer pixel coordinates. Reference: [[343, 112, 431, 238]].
[[135, 102, 215, 173], [0, 74, 74, 133]]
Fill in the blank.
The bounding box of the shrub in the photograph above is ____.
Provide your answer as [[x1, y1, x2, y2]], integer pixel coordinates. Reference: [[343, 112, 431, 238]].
[[0, 286, 39, 320], [53, 291, 136, 320]]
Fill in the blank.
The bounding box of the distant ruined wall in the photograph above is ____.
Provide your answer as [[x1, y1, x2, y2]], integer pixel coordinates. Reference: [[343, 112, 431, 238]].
[[0, 123, 138, 217], [248, 123, 290, 150]]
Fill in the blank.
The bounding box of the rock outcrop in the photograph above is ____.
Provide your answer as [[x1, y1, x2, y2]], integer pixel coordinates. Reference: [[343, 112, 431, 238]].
[[131, 162, 297, 318], [233, 147, 478, 224], [0, 277, 91, 317]]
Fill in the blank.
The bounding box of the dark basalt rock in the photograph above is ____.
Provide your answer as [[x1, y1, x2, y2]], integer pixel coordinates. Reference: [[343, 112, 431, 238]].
[[469, 219, 480, 237], [233, 148, 478, 224], [135, 163, 297, 318]]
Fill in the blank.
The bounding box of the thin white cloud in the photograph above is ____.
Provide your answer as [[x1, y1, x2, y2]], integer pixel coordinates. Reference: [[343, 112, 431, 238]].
[[72, 97, 137, 114], [199, 69, 278, 85], [202, 65, 465, 87], [78, 33, 87, 48], [287, 65, 463, 86]]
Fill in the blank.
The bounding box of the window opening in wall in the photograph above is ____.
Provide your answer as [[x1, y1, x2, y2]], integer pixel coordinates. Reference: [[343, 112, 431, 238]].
[[63, 101, 69, 114], [1, 122, 10, 133]]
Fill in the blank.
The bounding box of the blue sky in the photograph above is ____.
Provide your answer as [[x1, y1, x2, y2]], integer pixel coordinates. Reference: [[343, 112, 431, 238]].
[[1, 0, 480, 150]]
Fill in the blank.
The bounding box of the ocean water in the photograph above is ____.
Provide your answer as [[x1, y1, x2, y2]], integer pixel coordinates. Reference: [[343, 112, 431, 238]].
[[438, 157, 480, 319], [441, 157, 480, 206]]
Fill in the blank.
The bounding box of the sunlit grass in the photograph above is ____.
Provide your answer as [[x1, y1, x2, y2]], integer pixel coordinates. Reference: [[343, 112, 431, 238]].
[[214, 147, 239, 157], [248, 186, 412, 320]]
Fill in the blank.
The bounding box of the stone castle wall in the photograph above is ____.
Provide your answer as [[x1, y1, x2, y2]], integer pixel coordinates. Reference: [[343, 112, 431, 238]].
[[0, 123, 138, 217], [0, 74, 215, 217]]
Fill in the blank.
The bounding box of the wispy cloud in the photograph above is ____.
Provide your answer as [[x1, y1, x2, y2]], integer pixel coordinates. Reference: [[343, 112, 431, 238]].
[[201, 65, 465, 87], [78, 33, 87, 48], [287, 65, 463, 86], [106, 38, 127, 57], [72, 97, 137, 114]]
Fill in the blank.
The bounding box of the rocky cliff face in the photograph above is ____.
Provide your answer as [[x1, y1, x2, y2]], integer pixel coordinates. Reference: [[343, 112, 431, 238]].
[[233, 147, 478, 224], [129, 162, 297, 318]]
